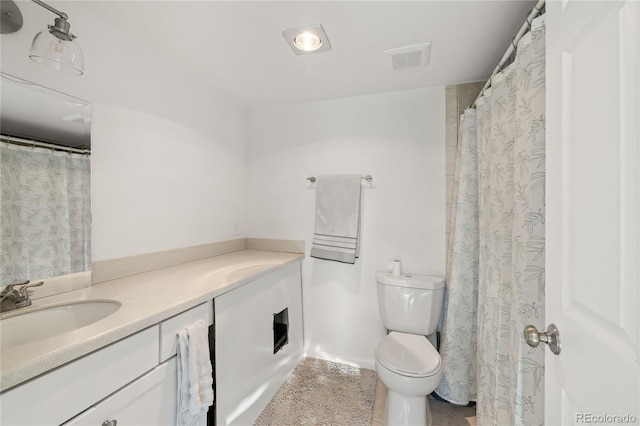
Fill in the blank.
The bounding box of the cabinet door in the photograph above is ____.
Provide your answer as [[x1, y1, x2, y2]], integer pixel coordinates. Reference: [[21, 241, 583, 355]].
[[215, 261, 303, 425], [65, 357, 177, 426]]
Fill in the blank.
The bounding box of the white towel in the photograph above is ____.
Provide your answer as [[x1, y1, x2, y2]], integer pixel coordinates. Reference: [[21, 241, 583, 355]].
[[177, 319, 214, 426], [310, 175, 362, 264]]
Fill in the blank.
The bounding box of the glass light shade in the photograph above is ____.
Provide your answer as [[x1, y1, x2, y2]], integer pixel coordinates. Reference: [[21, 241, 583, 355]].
[[30, 30, 83, 75]]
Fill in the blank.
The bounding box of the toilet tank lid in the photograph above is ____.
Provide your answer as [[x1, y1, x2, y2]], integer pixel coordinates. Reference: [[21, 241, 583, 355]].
[[376, 271, 444, 290]]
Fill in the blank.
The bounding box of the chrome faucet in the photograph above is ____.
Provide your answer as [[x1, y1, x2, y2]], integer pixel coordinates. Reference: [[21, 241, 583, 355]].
[[0, 280, 44, 313]]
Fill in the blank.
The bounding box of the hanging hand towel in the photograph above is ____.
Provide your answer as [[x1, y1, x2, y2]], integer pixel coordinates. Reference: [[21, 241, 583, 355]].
[[177, 319, 214, 426], [310, 175, 362, 264]]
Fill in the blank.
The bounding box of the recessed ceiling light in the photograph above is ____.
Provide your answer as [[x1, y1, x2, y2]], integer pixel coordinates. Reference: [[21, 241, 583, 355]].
[[294, 32, 322, 52], [282, 24, 331, 55]]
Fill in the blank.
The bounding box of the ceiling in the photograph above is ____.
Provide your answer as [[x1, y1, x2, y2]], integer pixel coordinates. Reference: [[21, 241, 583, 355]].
[[81, 1, 536, 107]]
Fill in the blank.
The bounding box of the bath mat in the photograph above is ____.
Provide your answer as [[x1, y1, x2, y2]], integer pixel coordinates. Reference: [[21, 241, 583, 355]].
[[254, 357, 378, 425]]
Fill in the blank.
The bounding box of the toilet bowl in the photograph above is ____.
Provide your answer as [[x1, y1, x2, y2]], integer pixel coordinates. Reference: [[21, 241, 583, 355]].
[[374, 270, 445, 425], [375, 331, 442, 425]]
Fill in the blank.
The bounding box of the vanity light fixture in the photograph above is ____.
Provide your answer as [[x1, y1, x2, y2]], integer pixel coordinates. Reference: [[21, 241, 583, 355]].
[[282, 24, 331, 55], [29, 0, 84, 75]]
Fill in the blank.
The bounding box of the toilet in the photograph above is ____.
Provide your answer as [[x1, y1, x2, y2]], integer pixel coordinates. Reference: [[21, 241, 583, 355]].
[[374, 270, 445, 426]]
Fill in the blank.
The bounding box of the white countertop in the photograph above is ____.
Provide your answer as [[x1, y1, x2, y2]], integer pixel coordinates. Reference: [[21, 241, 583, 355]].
[[0, 249, 304, 392]]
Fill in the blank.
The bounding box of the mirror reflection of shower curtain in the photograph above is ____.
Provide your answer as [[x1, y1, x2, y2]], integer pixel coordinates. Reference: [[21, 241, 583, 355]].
[[436, 16, 546, 426], [0, 142, 91, 283]]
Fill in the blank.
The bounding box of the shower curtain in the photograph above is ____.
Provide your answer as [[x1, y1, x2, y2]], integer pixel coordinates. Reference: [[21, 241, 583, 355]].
[[0, 141, 91, 283], [437, 16, 546, 425], [435, 109, 479, 405]]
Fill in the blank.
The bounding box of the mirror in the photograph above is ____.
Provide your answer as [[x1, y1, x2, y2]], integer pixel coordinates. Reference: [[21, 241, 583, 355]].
[[0, 73, 91, 287]]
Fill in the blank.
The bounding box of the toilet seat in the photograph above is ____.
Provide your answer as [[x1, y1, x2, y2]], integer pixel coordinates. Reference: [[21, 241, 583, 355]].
[[375, 331, 441, 378]]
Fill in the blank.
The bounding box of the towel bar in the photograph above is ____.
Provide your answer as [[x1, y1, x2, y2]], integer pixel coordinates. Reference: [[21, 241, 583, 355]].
[[306, 175, 372, 183]]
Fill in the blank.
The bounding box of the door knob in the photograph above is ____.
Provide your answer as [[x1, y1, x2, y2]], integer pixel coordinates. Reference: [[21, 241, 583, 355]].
[[523, 323, 561, 355]]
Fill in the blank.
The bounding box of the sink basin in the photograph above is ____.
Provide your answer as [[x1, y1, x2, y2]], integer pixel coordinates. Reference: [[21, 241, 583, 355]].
[[0, 300, 121, 349]]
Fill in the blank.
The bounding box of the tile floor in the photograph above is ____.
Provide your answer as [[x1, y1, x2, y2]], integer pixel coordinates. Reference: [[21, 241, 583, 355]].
[[371, 379, 477, 426]]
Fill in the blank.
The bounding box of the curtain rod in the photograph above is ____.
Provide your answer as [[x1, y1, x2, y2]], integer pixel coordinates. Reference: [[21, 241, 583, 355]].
[[306, 175, 372, 183], [0, 134, 90, 155], [470, 0, 545, 109]]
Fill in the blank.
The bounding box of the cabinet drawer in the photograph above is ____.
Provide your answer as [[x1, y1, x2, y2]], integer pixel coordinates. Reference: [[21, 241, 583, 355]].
[[0, 326, 159, 426], [64, 357, 177, 426], [159, 301, 212, 362]]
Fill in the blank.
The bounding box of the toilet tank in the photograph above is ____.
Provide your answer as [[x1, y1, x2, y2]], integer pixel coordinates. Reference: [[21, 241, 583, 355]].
[[376, 271, 445, 336]]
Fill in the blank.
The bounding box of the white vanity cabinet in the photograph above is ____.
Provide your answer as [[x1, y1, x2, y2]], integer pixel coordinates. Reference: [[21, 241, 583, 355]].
[[0, 301, 212, 426], [0, 255, 302, 426]]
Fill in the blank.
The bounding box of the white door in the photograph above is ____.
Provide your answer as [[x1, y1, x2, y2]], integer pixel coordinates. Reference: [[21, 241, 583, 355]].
[[545, 1, 639, 425]]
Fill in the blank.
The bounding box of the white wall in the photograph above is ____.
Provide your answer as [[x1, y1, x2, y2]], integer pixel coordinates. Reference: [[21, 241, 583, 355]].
[[0, 1, 247, 261], [246, 88, 445, 367]]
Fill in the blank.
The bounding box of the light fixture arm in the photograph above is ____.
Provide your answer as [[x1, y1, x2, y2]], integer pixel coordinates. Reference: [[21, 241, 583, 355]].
[[31, 0, 76, 41], [31, 0, 68, 20]]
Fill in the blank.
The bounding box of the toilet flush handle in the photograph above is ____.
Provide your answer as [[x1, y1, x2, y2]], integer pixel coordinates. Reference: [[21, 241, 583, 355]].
[[524, 323, 561, 355]]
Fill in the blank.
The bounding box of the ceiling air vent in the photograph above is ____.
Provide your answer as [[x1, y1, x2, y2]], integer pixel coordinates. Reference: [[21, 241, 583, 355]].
[[384, 42, 431, 71]]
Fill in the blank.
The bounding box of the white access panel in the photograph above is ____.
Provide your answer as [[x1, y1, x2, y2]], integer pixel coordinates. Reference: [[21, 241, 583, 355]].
[[215, 261, 303, 426]]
